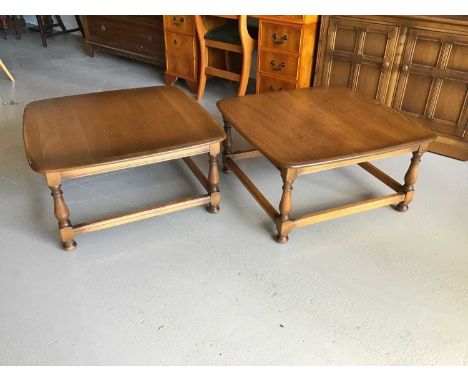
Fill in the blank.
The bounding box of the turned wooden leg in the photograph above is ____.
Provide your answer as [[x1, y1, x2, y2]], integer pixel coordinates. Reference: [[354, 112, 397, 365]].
[[276, 168, 297, 243], [46, 173, 76, 250], [207, 144, 221, 214], [222, 119, 233, 173], [395, 149, 424, 212]]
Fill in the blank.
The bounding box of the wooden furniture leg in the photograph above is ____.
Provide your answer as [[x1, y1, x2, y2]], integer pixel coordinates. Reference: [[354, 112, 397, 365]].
[[207, 144, 221, 213], [395, 149, 425, 212], [46, 173, 76, 250], [222, 120, 233, 173], [12, 16, 21, 40], [0, 59, 14, 82], [276, 168, 297, 243], [36, 16, 47, 47], [74, 15, 85, 37]]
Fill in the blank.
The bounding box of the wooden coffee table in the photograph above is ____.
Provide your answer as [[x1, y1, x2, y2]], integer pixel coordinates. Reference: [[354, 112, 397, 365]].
[[23, 86, 225, 250], [217, 87, 435, 243]]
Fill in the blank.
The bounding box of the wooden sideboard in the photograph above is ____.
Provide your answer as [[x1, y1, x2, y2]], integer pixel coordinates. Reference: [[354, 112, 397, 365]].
[[82, 16, 166, 66], [163, 15, 319, 94], [314, 16, 468, 160]]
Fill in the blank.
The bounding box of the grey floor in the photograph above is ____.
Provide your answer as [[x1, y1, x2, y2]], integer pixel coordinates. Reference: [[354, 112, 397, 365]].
[[1, 31, 467, 366]]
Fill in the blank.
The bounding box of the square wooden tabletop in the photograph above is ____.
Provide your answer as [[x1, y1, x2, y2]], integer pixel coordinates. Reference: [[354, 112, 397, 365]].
[[217, 87, 435, 168], [23, 86, 225, 173]]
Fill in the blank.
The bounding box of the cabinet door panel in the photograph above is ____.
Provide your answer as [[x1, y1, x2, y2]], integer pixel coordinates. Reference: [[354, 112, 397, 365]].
[[356, 63, 385, 99], [329, 60, 353, 86], [321, 18, 399, 103], [434, 80, 467, 124], [401, 73, 432, 115], [394, 29, 468, 137]]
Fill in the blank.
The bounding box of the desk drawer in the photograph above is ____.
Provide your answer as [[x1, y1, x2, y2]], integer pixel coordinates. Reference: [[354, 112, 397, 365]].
[[164, 15, 194, 35], [258, 51, 299, 80], [165, 31, 195, 56], [86, 16, 164, 55], [257, 74, 297, 93], [260, 22, 302, 53]]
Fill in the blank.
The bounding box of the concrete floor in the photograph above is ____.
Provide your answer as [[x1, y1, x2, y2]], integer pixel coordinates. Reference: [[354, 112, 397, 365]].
[[0, 31, 467, 366]]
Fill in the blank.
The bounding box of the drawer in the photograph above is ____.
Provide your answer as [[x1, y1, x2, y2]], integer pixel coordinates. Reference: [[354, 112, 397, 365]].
[[85, 16, 164, 55], [258, 51, 299, 80], [165, 31, 195, 56], [164, 15, 194, 35], [260, 22, 302, 53], [166, 51, 196, 79], [257, 74, 297, 93]]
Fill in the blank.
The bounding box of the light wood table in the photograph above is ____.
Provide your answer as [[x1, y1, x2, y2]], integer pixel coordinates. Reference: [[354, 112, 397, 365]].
[[217, 87, 435, 243], [23, 86, 225, 250]]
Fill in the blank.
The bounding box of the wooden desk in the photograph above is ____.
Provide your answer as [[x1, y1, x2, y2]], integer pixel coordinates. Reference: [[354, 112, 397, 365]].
[[163, 15, 319, 94], [218, 87, 435, 243]]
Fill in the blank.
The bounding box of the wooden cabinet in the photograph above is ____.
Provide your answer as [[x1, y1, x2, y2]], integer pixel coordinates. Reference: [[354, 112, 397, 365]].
[[82, 16, 165, 66], [319, 18, 399, 103], [393, 29, 468, 139], [315, 16, 468, 160], [256, 16, 319, 93], [163, 15, 198, 93]]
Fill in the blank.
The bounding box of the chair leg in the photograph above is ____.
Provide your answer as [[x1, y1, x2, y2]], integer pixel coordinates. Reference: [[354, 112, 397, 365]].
[[0, 59, 15, 82], [197, 57, 207, 100], [12, 16, 21, 40], [75, 15, 85, 37], [237, 50, 252, 96], [36, 16, 47, 47]]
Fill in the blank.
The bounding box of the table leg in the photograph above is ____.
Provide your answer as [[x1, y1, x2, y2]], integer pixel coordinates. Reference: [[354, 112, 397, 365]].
[[222, 119, 232, 173], [276, 168, 297, 243], [395, 150, 424, 212], [207, 144, 221, 214], [46, 173, 76, 250]]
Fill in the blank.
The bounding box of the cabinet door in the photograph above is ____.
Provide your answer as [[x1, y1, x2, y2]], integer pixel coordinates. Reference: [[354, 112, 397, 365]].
[[321, 18, 399, 103], [393, 29, 468, 138]]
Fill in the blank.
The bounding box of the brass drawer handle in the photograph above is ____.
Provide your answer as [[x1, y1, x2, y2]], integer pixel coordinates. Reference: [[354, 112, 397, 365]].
[[272, 32, 288, 44], [267, 85, 283, 91], [270, 60, 286, 71], [100, 25, 106, 32], [172, 16, 185, 25]]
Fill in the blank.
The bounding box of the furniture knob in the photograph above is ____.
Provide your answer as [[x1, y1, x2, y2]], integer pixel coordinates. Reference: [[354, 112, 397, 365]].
[[270, 60, 286, 71], [382, 61, 390, 69], [268, 85, 284, 91], [272, 32, 288, 44], [100, 25, 106, 32], [172, 16, 185, 25], [402, 64, 409, 72]]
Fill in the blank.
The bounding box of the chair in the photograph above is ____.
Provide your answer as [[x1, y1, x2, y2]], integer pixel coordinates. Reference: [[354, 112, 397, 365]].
[[195, 16, 257, 100]]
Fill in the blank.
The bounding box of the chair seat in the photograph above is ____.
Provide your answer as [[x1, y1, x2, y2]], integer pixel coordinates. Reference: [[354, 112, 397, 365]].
[[205, 18, 258, 45]]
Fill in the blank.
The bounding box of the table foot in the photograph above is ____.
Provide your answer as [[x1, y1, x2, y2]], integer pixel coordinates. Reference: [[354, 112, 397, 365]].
[[62, 240, 77, 251], [275, 234, 289, 244]]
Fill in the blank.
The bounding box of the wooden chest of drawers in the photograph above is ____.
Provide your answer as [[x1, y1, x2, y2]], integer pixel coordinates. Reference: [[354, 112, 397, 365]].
[[163, 15, 198, 93], [82, 16, 165, 66], [314, 16, 468, 160], [256, 16, 318, 93]]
